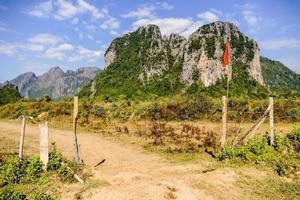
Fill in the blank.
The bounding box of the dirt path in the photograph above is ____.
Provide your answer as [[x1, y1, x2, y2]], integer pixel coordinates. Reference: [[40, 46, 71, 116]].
[[0, 120, 242, 200]]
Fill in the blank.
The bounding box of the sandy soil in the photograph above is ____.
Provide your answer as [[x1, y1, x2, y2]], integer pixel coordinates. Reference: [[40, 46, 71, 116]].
[[0, 120, 246, 200]]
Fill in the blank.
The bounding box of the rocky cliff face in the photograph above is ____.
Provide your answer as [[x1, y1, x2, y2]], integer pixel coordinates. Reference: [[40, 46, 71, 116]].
[[3, 67, 100, 99], [104, 21, 264, 87], [9, 72, 37, 98]]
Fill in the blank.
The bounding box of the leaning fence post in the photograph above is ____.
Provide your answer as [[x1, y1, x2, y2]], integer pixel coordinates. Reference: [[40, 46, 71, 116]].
[[18, 115, 26, 160], [39, 122, 49, 171], [73, 96, 80, 163], [269, 97, 274, 146], [221, 96, 227, 149]]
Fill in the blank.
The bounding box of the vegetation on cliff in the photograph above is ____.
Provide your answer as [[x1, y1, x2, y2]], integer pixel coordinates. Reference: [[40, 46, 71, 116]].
[[0, 84, 22, 106]]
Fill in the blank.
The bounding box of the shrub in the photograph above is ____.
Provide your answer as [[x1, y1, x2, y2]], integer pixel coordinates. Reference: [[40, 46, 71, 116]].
[[47, 144, 63, 171], [247, 137, 268, 156], [57, 162, 74, 183], [93, 105, 106, 118], [0, 186, 26, 200], [219, 130, 300, 177], [288, 107, 300, 121], [275, 161, 288, 176], [24, 156, 43, 182], [31, 192, 53, 200], [286, 128, 300, 152], [219, 147, 236, 160], [0, 156, 27, 184], [47, 143, 75, 183]]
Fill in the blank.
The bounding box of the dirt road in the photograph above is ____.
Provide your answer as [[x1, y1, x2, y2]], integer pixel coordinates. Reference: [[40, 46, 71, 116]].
[[0, 120, 243, 200]]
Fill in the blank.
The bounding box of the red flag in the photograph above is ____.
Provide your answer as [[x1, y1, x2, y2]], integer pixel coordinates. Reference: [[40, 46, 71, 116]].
[[223, 38, 229, 67]]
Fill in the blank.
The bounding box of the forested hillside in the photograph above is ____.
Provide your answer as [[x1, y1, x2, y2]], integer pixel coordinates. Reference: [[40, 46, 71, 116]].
[[0, 84, 22, 106], [261, 56, 300, 91]]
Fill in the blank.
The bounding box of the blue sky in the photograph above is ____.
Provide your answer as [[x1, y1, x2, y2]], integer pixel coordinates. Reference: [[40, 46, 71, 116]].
[[0, 0, 300, 82]]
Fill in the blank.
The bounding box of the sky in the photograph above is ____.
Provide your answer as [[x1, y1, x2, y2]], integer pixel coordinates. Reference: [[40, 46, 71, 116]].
[[0, 0, 300, 82]]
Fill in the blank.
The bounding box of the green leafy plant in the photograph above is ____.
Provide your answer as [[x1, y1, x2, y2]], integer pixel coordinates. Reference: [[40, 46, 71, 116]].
[[0, 186, 26, 200], [219, 129, 300, 177], [24, 156, 43, 183], [30, 192, 54, 200], [0, 156, 27, 184]]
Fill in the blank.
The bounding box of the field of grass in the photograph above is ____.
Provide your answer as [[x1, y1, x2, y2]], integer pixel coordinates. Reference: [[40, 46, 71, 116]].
[[0, 97, 299, 199]]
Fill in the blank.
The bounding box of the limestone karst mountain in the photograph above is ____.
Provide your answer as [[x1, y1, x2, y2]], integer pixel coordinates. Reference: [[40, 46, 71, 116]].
[[2, 66, 100, 99], [80, 21, 272, 99]]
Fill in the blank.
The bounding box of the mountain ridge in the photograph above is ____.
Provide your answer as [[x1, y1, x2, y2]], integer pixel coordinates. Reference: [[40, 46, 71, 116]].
[[81, 21, 268, 99], [260, 56, 300, 91], [2, 66, 100, 99]]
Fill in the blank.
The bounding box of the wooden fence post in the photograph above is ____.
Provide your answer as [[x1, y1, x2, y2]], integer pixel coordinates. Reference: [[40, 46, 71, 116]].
[[18, 115, 26, 160], [73, 96, 80, 163], [269, 97, 274, 146], [39, 122, 49, 171], [221, 96, 227, 149]]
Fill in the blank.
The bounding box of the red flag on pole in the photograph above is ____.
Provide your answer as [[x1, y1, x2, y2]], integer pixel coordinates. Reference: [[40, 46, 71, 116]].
[[223, 38, 229, 67]]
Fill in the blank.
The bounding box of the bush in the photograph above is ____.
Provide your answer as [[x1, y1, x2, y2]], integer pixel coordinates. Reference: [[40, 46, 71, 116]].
[[0, 156, 27, 184], [219, 129, 300, 177], [93, 105, 106, 118], [288, 107, 300, 121], [286, 128, 300, 152], [57, 162, 74, 183], [31, 192, 53, 200], [248, 137, 268, 156], [24, 156, 43, 182], [47, 143, 75, 183], [275, 161, 288, 176], [0, 186, 26, 200], [47, 143, 64, 171]]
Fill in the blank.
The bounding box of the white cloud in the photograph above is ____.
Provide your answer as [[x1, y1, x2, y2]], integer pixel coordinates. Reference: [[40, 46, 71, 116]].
[[260, 38, 300, 50], [85, 25, 97, 31], [122, 2, 173, 19], [133, 17, 193, 36], [129, 9, 221, 38], [242, 10, 258, 26], [69, 46, 103, 63], [0, 21, 7, 32], [22, 62, 51, 75], [0, 41, 18, 55], [27, 44, 45, 52], [236, 3, 261, 33], [210, 9, 222, 15], [44, 43, 74, 60], [71, 17, 79, 25], [109, 30, 119, 36], [26, 0, 53, 18], [87, 34, 94, 40], [77, 0, 106, 19], [100, 17, 120, 30], [180, 21, 204, 38], [122, 5, 155, 19], [54, 0, 77, 20], [156, 2, 173, 10], [28, 33, 61, 45], [26, 0, 106, 21], [198, 11, 219, 23]]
